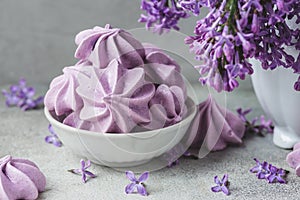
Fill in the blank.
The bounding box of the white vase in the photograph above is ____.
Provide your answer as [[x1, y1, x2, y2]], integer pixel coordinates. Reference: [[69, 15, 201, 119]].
[[251, 57, 300, 149]]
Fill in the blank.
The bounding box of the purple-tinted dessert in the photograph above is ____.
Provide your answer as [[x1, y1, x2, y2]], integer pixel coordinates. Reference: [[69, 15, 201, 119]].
[[188, 96, 245, 152], [45, 24, 187, 133], [286, 142, 300, 176], [0, 155, 46, 200]]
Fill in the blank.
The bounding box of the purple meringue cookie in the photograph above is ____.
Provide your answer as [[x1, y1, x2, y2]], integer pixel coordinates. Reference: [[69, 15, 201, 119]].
[[142, 43, 187, 102], [44, 62, 94, 117], [75, 24, 145, 69], [64, 59, 155, 133], [286, 142, 300, 176], [143, 43, 180, 71], [188, 96, 245, 152], [45, 25, 188, 133], [143, 84, 187, 129], [0, 155, 46, 200]]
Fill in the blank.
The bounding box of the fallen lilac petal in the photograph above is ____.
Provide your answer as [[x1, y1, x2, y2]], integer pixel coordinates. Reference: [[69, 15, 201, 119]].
[[45, 124, 62, 147], [211, 174, 230, 195], [267, 165, 288, 184], [68, 159, 96, 183], [137, 184, 148, 196], [125, 171, 149, 196], [125, 183, 136, 194], [236, 108, 273, 136], [236, 108, 252, 122], [126, 171, 137, 182]]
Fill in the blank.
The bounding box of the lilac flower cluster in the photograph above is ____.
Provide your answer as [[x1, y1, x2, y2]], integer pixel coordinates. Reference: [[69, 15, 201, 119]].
[[2, 78, 44, 110], [253, 0, 300, 70], [139, 0, 300, 92], [192, 0, 300, 92], [139, 0, 190, 34], [237, 108, 273, 136], [250, 158, 288, 184]]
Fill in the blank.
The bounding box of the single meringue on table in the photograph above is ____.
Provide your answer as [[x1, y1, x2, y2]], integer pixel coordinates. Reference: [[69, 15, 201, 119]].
[[188, 96, 245, 154], [286, 142, 300, 176], [0, 155, 46, 200]]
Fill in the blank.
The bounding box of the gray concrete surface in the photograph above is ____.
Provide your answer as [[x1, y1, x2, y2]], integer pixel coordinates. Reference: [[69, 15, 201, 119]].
[[0, 1, 299, 199], [0, 85, 298, 200]]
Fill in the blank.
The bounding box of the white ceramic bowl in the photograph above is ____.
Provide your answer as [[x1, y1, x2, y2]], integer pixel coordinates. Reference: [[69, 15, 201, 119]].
[[44, 98, 196, 167]]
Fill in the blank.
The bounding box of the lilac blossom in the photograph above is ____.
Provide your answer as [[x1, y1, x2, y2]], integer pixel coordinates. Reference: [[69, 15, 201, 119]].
[[250, 158, 288, 184], [139, 0, 190, 34], [236, 108, 273, 136], [242, 0, 300, 92], [179, 0, 205, 16], [125, 171, 149, 196], [257, 115, 273, 133], [139, 0, 300, 92], [2, 78, 44, 110], [179, 0, 219, 15], [236, 108, 252, 122], [211, 174, 230, 195], [45, 124, 62, 147], [267, 165, 287, 184], [250, 158, 271, 179], [68, 159, 96, 183], [184, 0, 256, 92]]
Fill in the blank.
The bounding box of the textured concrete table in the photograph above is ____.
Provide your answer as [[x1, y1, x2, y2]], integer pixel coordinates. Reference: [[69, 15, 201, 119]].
[[0, 84, 298, 200]]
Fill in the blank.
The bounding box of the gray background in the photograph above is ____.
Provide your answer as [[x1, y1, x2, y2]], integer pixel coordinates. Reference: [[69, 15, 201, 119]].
[[0, 0, 201, 86], [0, 1, 297, 200]]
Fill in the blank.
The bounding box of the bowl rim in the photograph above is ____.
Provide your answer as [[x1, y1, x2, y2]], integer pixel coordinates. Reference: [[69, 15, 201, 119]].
[[44, 97, 196, 138]]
